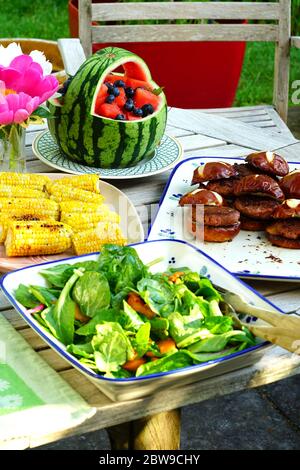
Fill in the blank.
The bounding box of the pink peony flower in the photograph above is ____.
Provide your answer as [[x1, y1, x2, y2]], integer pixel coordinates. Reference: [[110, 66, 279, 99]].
[[0, 44, 59, 125]]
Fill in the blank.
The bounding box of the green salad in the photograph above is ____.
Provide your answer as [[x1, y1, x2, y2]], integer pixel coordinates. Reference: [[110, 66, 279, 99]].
[[15, 245, 258, 378]]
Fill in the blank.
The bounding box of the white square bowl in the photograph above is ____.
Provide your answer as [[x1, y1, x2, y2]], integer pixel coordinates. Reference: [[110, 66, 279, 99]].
[[1, 239, 280, 401]]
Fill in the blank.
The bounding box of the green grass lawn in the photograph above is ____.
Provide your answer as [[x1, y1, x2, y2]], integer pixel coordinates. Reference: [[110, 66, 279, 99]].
[[0, 0, 299, 107]]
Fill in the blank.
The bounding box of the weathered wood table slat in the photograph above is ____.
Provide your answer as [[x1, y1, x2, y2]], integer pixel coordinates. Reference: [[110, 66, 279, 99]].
[[1, 105, 300, 450]]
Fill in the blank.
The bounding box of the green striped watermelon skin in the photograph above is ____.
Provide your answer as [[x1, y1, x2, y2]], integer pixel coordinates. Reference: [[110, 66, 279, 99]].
[[48, 47, 167, 169]]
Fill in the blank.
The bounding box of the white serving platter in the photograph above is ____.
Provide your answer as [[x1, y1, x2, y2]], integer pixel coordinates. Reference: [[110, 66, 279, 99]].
[[1, 239, 279, 402], [148, 157, 300, 281]]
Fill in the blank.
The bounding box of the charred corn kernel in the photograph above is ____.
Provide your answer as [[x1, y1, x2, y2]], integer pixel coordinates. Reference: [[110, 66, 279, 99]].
[[59, 201, 110, 214], [72, 223, 126, 255], [0, 216, 43, 243], [47, 174, 100, 193], [5, 220, 73, 257], [0, 185, 48, 199], [0, 198, 59, 220], [0, 172, 51, 191], [60, 211, 120, 232], [48, 183, 104, 204]]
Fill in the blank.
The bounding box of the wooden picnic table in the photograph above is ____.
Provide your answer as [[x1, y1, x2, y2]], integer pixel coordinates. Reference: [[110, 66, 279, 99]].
[[1, 105, 300, 450]]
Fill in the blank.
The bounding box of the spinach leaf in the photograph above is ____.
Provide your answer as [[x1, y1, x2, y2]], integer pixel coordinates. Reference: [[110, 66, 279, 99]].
[[79, 357, 98, 370], [187, 346, 240, 363], [110, 369, 132, 379], [41, 307, 60, 339], [15, 284, 40, 308], [29, 285, 58, 307], [98, 244, 148, 294], [31, 312, 52, 333], [132, 323, 151, 358], [111, 288, 131, 310], [188, 330, 256, 353], [136, 351, 194, 377], [202, 316, 233, 334], [168, 311, 211, 348], [72, 271, 111, 317], [40, 264, 73, 288], [75, 308, 120, 336], [41, 261, 101, 288], [44, 269, 84, 345], [122, 300, 144, 331], [148, 316, 169, 340], [176, 286, 210, 317], [183, 272, 222, 301], [92, 322, 135, 375], [67, 342, 94, 358], [137, 277, 174, 316]]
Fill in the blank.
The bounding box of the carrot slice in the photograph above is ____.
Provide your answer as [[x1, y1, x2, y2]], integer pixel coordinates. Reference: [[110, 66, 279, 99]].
[[168, 271, 185, 283], [127, 292, 156, 319], [122, 357, 146, 372], [157, 338, 177, 355], [74, 304, 89, 323]]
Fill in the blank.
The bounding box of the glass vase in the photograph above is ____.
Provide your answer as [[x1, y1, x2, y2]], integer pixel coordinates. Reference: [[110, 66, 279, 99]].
[[0, 124, 26, 172]]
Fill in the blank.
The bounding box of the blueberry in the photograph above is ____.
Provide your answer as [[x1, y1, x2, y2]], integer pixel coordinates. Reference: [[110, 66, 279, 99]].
[[114, 80, 126, 88], [124, 99, 134, 112], [125, 87, 135, 98], [141, 103, 154, 117], [115, 114, 126, 121], [133, 107, 143, 118], [111, 87, 120, 97], [105, 94, 115, 104], [104, 82, 114, 92]]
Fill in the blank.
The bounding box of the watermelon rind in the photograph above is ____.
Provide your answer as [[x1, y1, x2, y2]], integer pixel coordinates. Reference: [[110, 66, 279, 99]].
[[48, 47, 167, 169]]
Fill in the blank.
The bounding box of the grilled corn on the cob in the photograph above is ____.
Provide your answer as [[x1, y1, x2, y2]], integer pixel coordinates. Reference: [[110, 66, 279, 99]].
[[0, 216, 41, 243], [59, 201, 110, 214], [0, 198, 59, 220], [5, 220, 73, 257], [72, 223, 126, 255], [47, 174, 100, 193], [0, 185, 48, 199], [48, 183, 104, 204], [0, 172, 50, 191], [60, 211, 120, 232]]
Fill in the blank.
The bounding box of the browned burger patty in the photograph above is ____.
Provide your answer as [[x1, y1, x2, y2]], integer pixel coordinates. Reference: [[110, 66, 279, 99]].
[[266, 219, 300, 240], [266, 234, 300, 249], [190, 221, 241, 242], [233, 174, 285, 200], [233, 163, 257, 178], [192, 206, 240, 227], [234, 196, 280, 219], [206, 178, 236, 197], [240, 215, 269, 231]]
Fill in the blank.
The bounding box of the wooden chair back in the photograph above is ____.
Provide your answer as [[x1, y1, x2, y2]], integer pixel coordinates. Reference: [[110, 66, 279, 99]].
[[78, 0, 291, 121]]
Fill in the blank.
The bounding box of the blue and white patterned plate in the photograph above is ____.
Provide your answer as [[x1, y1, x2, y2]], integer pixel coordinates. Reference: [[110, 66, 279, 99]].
[[32, 130, 182, 179], [1, 239, 279, 401], [148, 156, 300, 282]]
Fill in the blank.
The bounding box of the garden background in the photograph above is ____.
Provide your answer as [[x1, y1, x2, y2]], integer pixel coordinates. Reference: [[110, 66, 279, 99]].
[[1, 0, 299, 107]]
